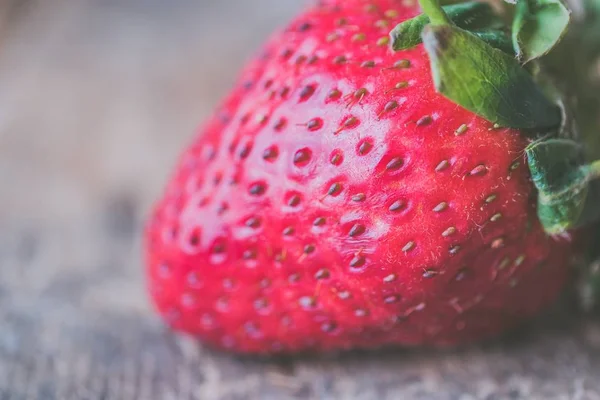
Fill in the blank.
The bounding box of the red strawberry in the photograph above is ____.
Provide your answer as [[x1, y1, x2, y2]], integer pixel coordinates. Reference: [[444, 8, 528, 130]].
[[144, 0, 576, 354]]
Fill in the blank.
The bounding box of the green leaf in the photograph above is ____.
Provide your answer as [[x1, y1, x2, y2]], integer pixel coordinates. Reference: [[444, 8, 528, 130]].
[[526, 138, 584, 192], [526, 138, 600, 234], [472, 30, 515, 55], [512, 0, 571, 63], [421, 25, 562, 129], [390, 1, 503, 51]]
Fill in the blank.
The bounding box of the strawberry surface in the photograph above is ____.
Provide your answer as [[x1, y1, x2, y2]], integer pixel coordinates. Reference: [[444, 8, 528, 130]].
[[144, 0, 574, 353]]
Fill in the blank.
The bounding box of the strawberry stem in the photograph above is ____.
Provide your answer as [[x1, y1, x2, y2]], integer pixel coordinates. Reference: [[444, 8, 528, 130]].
[[585, 159, 600, 180], [418, 0, 452, 25]]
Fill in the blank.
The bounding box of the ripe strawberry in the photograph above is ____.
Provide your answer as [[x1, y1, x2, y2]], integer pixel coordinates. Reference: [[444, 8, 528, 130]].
[[144, 0, 576, 354]]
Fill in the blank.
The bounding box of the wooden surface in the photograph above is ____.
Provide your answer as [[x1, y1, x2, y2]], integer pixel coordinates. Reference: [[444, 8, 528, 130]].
[[2, 1, 600, 399]]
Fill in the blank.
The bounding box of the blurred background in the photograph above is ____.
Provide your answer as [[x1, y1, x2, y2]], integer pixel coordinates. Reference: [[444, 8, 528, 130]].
[[0, 0, 300, 314], [2, 1, 600, 399], [0, 0, 302, 310]]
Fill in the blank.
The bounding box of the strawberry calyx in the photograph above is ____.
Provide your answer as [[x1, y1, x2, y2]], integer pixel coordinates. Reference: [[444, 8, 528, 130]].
[[390, 0, 564, 129], [389, 0, 600, 236], [420, 23, 561, 129], [390, 2, 509, 52]]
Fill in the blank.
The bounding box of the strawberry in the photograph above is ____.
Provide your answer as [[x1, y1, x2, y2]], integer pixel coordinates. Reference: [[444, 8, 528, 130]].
[[144, 0, 590, 354]]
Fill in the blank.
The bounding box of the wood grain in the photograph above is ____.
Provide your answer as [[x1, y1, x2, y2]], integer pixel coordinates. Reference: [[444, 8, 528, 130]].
[[1, 1, 600, 399]]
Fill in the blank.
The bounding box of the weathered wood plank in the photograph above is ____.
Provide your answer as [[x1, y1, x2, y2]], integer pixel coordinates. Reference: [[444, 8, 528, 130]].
[[3, 301, 600, 400]]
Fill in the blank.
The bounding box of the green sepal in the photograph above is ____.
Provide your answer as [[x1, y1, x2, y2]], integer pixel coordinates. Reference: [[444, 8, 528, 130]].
[[472, 30, 515, 55], [525, 138, 600, 234], [421, 24, 562, 130], [390, 1, 503, 51], [512, 0, 571, 64]]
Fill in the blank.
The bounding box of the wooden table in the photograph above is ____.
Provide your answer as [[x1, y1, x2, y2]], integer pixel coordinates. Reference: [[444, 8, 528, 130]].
[[1, 1, 600, 398]]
